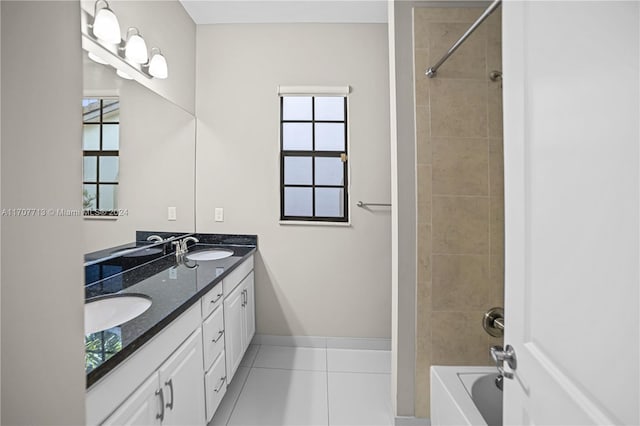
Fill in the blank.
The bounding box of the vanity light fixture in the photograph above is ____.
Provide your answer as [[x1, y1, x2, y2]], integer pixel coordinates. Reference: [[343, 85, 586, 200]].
[[92, 0, 121, 45], [124, 28, 148, 64], [148, 48, 168, 79], [88, 52, 109, 65], [116, 69, 134, 80]]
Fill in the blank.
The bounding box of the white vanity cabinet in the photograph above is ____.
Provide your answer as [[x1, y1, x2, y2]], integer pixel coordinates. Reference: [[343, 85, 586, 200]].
[[87, 254, 255, 426], [103, 329, 205, 426], [224, 271, 255, 383]]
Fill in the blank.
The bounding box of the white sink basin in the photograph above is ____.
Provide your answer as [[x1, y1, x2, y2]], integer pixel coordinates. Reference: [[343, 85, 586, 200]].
[[186, 249, 234, 261], [85, 294, 152, 335]]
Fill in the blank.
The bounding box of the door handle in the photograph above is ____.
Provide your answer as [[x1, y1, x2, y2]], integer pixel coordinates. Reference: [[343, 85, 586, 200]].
[[165, 378, 174, 410], [490, 344, 517, 379], [155, 389, 165, 421], [213, 330, 224, 343], [214, 376, 227, 393]]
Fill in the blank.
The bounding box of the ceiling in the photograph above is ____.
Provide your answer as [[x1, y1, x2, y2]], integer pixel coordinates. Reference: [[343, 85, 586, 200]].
[[178, 0, 388, 24]]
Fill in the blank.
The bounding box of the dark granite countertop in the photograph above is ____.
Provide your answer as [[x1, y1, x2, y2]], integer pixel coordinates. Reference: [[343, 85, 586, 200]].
[[85, 234, 257, 388]]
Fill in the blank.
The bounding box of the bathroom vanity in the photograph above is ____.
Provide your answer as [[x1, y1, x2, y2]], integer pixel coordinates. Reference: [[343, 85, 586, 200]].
[[85, 233, 257, 425]]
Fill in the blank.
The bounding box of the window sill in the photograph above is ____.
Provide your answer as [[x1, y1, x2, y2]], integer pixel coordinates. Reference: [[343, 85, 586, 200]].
[[279, 220, 351, 227], [83, 216, 119, 221]]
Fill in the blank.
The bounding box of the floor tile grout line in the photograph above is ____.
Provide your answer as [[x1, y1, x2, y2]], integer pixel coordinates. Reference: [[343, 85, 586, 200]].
[[327, 370, 392, 375], [325, 345, 330, 426], [225, 345, 261, 426], [251, 365, 328, 373]]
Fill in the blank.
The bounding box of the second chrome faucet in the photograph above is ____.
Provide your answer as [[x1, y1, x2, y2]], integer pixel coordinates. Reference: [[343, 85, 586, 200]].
[[173, 236, 199, 257]]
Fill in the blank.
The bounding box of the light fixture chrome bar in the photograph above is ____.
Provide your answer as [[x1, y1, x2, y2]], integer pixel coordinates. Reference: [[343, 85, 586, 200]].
[[425, 0, 502, 78]]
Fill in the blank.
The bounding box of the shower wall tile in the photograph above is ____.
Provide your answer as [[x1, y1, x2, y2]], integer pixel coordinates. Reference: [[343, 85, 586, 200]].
[[432, 254, 491, 311], [432, 137, 489, 196], [431, 311, 493, 366], [417, 164, 432, 223], [490, 195, 504, 256], [490, 252, 505, 307], [430, 79, 488, 138], [414, 5, 502, 418], [486, 9, 502, 73], [416, 105, 431, 165], [417, 223, 432, 286], [428, 23, 487, 79], [415, 309, 432, 418], [414, 7, 487, 24], [415, 48, 431, 106], [414, 12, 430, 49], [488, 83, 504, 138], [432, 196, 490, 254], [489, 138, 504, 197]]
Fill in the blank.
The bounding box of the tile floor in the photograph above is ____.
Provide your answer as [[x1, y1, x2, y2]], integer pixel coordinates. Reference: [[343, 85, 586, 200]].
[[209, 344, 393, 426]]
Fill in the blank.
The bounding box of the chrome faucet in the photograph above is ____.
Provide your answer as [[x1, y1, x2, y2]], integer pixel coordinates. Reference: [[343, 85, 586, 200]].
[[172, 236, 199, 258], [181, 236, 199, 253], [147, 235, 163, 243]]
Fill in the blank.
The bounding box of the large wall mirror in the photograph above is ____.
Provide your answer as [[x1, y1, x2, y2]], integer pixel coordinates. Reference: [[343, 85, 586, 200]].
[[82, 51, 196, 254]]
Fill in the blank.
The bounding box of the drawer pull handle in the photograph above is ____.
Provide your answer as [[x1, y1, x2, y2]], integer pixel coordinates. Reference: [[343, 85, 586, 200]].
[[165, 379, 174, 410], [214, 376, 227, 393], [210, 293, 223, 304], [212, 330, 224, 343], [155, 389, 165, 421]]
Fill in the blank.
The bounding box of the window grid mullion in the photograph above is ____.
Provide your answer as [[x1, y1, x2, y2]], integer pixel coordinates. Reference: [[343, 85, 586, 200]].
[[311, 96, 316, 217], [96, 99, 103, 210]]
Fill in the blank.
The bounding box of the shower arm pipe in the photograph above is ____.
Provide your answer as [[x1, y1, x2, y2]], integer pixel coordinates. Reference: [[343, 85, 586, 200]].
[[425, 0, 502, 78]]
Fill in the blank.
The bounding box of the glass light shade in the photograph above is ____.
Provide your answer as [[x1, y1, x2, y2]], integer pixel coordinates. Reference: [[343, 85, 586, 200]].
[[116, 69, 133, 80], [124, 28, 148, 64], [148, 49, 168, 79], [88, 52, 109, 65], [92, 1, 121, 44]]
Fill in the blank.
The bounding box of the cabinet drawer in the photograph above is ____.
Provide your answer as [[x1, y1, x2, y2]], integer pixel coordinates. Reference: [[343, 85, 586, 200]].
[[201, 283, 224, 319], [204, 352, 227, 423], [223, 255, 253, 295], [202, 305, 225, 371]]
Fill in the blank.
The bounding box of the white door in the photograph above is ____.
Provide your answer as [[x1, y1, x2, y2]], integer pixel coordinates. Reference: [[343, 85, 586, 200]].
[[502, 1, 639, 424], [158, 329, 205, 426], [224, 282, 245, 383], [102, 373, 161, 426]]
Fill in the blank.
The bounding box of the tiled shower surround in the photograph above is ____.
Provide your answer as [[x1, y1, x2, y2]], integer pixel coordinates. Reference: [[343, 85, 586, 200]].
[[413, 7, 504, 417]]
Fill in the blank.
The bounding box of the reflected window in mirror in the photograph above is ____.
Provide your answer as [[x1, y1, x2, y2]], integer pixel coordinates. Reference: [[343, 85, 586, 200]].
[[83, 97, 121, 217]]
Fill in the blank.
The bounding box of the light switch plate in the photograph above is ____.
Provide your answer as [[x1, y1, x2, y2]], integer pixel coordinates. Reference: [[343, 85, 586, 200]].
[[214, 207, 224, 222], [168, 206, 177, 221]]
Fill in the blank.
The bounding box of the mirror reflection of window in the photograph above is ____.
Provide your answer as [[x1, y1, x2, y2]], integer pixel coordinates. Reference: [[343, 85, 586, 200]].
[[82, 97, 120, 216]]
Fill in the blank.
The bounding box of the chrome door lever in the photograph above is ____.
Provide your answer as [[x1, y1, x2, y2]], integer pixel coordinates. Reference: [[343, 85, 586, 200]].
[[490, 344, 517, 379]]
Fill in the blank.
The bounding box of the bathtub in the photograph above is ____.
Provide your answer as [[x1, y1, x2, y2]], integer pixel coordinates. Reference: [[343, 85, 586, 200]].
[[431, 366, 503, 426]]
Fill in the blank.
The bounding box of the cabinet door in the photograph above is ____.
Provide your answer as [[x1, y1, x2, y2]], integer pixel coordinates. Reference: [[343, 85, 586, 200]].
[[224, 282, 245, 383], [102, 373, 161, 426], [158, 329, 205, 426], [243, 272, 255, 350]]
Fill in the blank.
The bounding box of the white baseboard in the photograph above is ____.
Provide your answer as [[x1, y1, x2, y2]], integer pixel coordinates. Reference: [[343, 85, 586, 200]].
[[252, 334, 391, 350], [395, 416, 431, 426]]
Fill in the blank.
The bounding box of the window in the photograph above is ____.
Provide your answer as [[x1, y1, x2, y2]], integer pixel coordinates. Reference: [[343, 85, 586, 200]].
[[82, 97, 120, 216], [280, 95, 348, 222]]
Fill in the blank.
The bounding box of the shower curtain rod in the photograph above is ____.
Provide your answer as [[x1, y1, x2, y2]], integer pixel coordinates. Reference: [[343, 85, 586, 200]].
[[425, 0, 502, 78]]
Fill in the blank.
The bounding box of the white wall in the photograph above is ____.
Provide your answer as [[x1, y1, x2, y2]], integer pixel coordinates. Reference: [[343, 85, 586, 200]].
[[80, 0, 196, 114], [82, 58, 196, 253], [196, 24, 392, 338], [1, 1, 85, 424]]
